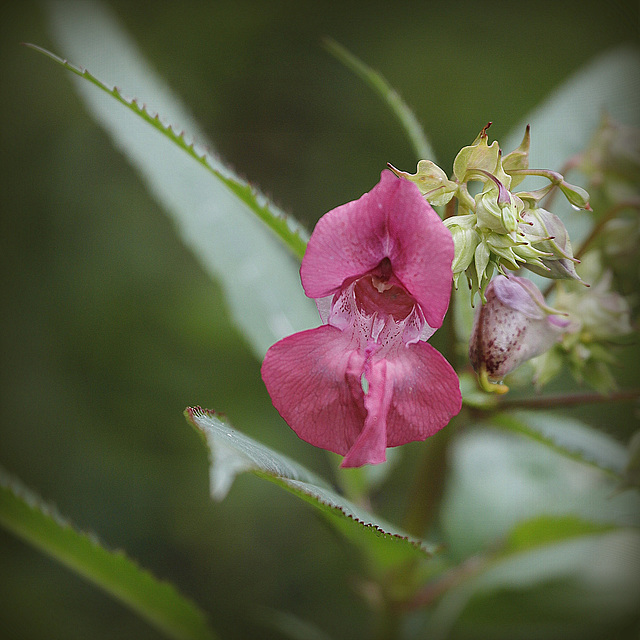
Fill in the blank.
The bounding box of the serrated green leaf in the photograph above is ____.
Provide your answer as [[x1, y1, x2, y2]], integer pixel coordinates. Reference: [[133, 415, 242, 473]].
[[41, 0, 319, 358], [185, 407, 437, 568], [492, 410, 627, 480], [0, 467, 216, 640], [23, 44, 308, 262], [324, 38, 435, 162]]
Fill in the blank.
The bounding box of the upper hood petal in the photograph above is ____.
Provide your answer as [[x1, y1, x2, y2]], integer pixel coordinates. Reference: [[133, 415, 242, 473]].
[[301, 170, 454, 329]]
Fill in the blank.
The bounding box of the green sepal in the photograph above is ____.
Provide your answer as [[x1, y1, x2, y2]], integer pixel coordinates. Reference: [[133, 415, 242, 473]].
[[502, 125, 531, 187], [388, 160, 457, 206], [453, 125, 511, 188]]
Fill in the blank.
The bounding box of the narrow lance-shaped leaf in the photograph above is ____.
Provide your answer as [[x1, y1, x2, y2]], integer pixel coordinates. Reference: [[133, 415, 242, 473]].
[[43, 0, 319, 358], [185, 407, 438, 569], [324, 38, 436, 162], [436, 420, 640, 638], [23, 45, 308, 261], [439, 425, 640, 560], [0, 467, 217, 640]]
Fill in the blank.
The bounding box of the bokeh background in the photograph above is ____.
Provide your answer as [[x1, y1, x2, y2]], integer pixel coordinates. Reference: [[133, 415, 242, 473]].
[[1, 1, 639, 639]]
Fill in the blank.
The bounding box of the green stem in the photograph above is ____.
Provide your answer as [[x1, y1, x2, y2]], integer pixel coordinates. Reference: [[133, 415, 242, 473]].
[[402, 413, 463, 538], [402, 555, 487, 611], [509, 168, 563, 182], [374, 604, 402, 640], [443, 196, 459, 368], [539, 153, 583, 210], [455, 183, 475, 212]]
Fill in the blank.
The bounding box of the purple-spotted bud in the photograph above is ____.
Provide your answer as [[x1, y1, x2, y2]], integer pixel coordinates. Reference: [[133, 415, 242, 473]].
[[469, 275, 570, 392]]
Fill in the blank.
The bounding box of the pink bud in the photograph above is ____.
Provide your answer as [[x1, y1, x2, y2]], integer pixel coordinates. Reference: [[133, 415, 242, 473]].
[[469, 275, 569, 392]]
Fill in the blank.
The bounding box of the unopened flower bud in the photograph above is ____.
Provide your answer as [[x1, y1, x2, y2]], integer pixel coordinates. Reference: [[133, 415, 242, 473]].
[[555, 269, 632, 341], [520, 207, 585, 283], [559, 180, 591, 210], [469, 275, 569, 392], [445, 214, 480, 283], [475, 183, 521, 234], [529, 253, 634, 393]]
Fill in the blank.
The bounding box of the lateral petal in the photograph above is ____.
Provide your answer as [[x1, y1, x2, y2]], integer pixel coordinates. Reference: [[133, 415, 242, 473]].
[[261, 326, 366, 456], [384, 342, 462, 447]]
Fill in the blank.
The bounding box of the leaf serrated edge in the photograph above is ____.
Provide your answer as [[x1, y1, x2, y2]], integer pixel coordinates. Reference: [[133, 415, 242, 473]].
[[266, 474, 437, 556], [0, 466, 216, 640], [24, 42, 309, 261], [184, 407, 436, 558]]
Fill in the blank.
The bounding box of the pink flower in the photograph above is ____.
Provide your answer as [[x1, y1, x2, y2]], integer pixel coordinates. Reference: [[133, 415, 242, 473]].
[[261, 171, 461, 467]]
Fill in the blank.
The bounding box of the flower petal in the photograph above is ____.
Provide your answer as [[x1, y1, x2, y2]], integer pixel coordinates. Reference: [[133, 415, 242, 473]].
[[341, 359, 393, 468], [301, 170, 454, 329], [261, 326, 366, 455], [491, 274, 546, 319], [384, 342, 462, 446]]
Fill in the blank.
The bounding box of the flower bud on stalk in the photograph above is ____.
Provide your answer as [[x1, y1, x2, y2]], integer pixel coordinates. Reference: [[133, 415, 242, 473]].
[[474, 173, 522, 234], [394, 124, 592, 302], [469, 275, 570, 393], [519, 206, 585, 283], [387, 160, 458, 207]]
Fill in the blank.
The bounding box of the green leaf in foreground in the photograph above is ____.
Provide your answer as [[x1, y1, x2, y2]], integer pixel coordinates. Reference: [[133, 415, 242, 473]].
[[185, 407, 437, 568], [503, 514, 617, 553], [0, 467, 216, 640], [324, 38, 435, 162]]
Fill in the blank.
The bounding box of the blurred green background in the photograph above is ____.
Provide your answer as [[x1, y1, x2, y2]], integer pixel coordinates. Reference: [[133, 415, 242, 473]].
[[1, 2, 639, 639]]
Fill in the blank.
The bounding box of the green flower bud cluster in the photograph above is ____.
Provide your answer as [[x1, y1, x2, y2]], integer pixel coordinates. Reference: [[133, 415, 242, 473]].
[[530, 252, 634, 393], [390, 124, 590, 301]]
